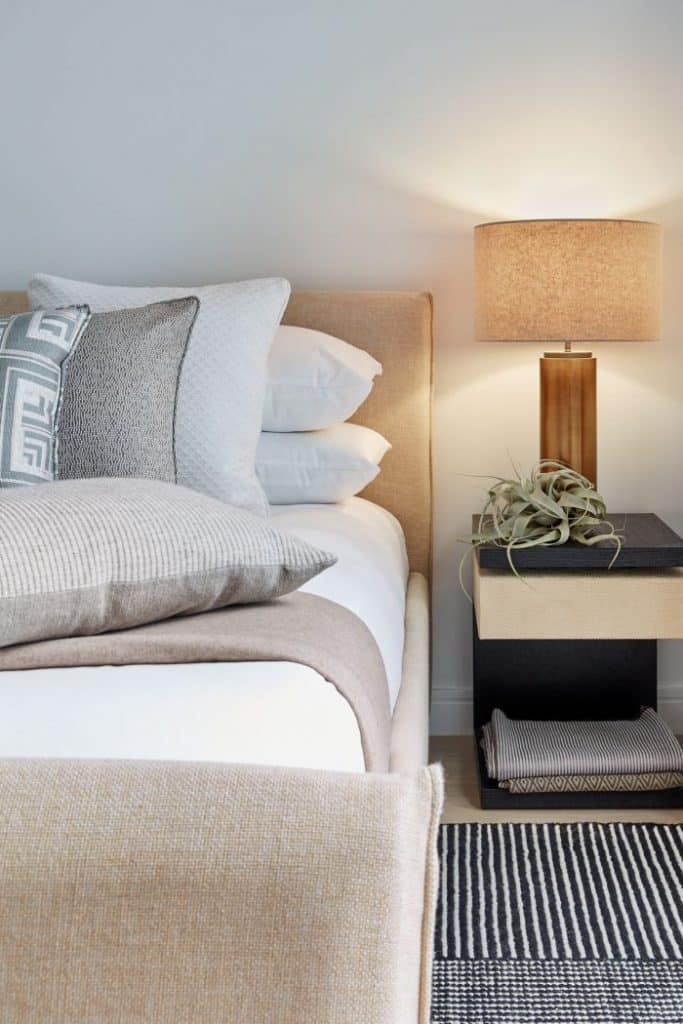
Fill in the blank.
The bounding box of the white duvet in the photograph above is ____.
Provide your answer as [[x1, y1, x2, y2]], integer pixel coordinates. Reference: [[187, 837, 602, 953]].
[[0, 499, 408, 773]]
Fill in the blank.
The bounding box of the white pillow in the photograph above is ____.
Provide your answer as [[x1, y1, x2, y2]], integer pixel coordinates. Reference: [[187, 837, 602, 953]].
[[28, 273, 291, 515], [263, 325, 381, 432], [256, 423, 390, 505]]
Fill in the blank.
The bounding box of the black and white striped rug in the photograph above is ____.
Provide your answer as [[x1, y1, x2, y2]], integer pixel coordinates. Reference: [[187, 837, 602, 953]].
[[432, 823, 683, 1023]]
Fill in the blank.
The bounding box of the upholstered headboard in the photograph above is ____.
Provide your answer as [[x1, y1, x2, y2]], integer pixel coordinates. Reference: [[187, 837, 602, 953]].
[[283, 292, 432, 576], [0, 290, 433, 576]]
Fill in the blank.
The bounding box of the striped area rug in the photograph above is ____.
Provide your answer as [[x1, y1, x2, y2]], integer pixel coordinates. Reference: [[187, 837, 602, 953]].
[[432, 822, 683, 1024]]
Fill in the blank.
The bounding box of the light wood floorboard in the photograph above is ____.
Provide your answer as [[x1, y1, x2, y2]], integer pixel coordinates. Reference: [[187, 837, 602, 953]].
[[431, 735, 683, 825]]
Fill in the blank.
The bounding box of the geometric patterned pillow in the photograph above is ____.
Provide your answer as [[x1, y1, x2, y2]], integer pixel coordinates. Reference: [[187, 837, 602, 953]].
[[0, 306, 90, 487]]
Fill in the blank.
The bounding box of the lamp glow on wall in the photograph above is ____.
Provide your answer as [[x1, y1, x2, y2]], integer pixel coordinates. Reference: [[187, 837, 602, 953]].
[[474, 219, 662, 484]]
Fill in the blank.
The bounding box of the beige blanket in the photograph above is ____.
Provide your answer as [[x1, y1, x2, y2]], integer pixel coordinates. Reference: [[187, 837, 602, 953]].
[[0, 758, 443, 1024], [0, 593, 391, 771]]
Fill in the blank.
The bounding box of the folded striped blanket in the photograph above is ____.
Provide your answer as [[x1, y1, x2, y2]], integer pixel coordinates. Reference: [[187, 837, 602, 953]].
[[482, 707, 683, 782]]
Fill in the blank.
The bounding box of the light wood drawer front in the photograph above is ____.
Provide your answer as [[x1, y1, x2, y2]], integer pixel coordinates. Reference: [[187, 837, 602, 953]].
[[473, 558, 683, 640]]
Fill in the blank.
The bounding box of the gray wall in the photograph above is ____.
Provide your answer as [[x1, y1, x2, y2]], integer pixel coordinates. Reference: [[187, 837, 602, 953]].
[[4, 0, 683, 730]]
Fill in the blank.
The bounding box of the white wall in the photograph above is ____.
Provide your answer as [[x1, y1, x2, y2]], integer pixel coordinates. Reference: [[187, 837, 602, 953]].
[[3, 0, 683, 731]]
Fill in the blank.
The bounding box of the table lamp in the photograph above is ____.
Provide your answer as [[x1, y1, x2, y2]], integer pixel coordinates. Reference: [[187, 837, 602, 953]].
[[474, 219, 661, 483]]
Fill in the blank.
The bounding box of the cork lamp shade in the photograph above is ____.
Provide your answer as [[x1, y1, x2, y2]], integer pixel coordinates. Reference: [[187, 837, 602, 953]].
[[475, 219, 661, 343], [474, 219, 661, 483]]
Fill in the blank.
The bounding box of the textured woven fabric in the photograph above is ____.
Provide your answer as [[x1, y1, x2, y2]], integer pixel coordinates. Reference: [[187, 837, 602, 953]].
[[58, 297, 198, 482], [0, 591, 390, 771], [0, 759, 443, 1024], [390, 572, 431, 771], [482, 707, 683, 780], [433, 961, 683, 1024], [433, 822, 683, 1022], [29, 274, 291, 515], [436, 822, 683, 961], [0, 306, 90, 487], [0, 477, 335, 649], [501, 770, 683, 793]]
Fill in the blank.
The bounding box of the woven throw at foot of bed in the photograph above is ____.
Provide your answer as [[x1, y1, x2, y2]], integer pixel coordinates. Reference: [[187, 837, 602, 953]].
[[432, 822, 683, 1024]]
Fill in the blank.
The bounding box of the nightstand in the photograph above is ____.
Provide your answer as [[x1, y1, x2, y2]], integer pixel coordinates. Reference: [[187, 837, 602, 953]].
[[472, 513, 683, 810]]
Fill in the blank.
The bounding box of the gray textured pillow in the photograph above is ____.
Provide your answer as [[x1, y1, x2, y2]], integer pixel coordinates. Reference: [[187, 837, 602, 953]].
[[0, 306, 90, 488], [57, 298, 198, 482], [0, 477, 335, 649]]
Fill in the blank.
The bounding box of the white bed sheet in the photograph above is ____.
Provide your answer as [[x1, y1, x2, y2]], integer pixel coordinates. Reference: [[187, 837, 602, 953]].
[[0, 499, 408, 772]]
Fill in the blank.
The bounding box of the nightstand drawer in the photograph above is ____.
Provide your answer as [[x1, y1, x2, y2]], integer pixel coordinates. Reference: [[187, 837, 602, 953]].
[[473, 556, 683, 639]]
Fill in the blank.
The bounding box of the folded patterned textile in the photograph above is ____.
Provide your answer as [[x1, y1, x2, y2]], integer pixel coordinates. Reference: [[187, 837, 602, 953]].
[[482, 707, 683, 781], [500, 770, 683, 794]]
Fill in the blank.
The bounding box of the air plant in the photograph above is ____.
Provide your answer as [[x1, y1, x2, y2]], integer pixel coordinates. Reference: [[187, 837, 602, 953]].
[[459, 460, 622, 598]]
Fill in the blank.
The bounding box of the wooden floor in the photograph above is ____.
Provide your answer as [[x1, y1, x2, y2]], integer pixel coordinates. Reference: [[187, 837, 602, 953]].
[[431, 735, 683, 825]]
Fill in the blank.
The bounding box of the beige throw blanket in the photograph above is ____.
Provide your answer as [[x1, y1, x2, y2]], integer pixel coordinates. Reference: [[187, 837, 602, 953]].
[[0, 592, 391, 771]]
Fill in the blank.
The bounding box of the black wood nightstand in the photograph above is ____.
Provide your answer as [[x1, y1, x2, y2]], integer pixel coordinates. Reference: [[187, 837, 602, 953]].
[[472, 513, 683, 810]]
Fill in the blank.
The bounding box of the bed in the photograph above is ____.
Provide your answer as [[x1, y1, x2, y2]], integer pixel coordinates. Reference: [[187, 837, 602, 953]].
[[0, 288, 433, 774], [0, 288, 438, 1024]]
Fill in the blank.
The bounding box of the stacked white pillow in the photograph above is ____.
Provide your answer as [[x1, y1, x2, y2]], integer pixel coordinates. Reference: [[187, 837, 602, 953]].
[[257, 326, 389, 504]]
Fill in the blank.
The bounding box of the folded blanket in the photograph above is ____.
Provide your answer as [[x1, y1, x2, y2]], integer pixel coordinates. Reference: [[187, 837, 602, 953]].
[[0, 593, 391, 772], [500, 770, 683, 794], [482, 707, 683, 781]]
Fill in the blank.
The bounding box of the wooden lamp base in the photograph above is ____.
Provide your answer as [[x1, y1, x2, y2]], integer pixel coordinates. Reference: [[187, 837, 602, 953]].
[[540, 352, 597, 484]]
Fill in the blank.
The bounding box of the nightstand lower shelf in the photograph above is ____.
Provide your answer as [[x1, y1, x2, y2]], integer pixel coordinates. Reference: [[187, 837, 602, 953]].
[[473, 615, 682, 810]]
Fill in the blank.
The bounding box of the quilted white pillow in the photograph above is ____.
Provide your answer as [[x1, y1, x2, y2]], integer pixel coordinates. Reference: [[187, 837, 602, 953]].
[[28, 274, 291, 515], [263, 325, 382, 432], [256, 423, 391, 504]]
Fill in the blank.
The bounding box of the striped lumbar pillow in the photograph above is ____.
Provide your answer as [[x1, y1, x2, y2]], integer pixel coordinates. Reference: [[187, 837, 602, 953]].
[[0, 477, 335, 649]]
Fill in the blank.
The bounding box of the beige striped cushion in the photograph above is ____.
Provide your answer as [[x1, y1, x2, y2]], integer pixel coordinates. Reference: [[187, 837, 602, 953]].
[[0, 477, 335, 648]]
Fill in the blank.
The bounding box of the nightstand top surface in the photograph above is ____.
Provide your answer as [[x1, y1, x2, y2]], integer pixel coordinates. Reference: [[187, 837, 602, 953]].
[[473, 512, 683, 569]]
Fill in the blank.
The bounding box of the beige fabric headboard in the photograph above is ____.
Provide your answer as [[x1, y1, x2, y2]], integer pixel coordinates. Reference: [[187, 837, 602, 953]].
[[0, 289, 433, 576], [283, 291, 432, 576]]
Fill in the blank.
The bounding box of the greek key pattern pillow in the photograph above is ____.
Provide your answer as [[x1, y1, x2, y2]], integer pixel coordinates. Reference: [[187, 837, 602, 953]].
[[0, 306, 90, 488]]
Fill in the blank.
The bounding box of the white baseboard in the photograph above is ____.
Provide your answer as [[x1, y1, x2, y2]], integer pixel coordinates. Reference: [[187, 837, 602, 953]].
[[430, 682, 683, 735], [430, 688, 473, 737], [659, 683, 683, 733], [430, 685, 472, 735]]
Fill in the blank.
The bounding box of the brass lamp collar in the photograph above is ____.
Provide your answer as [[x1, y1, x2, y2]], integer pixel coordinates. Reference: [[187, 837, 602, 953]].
[[543, 342, 594, 359]]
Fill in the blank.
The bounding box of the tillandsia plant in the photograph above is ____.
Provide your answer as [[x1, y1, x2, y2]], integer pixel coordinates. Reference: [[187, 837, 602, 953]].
[[459, 460, 622, 599]]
